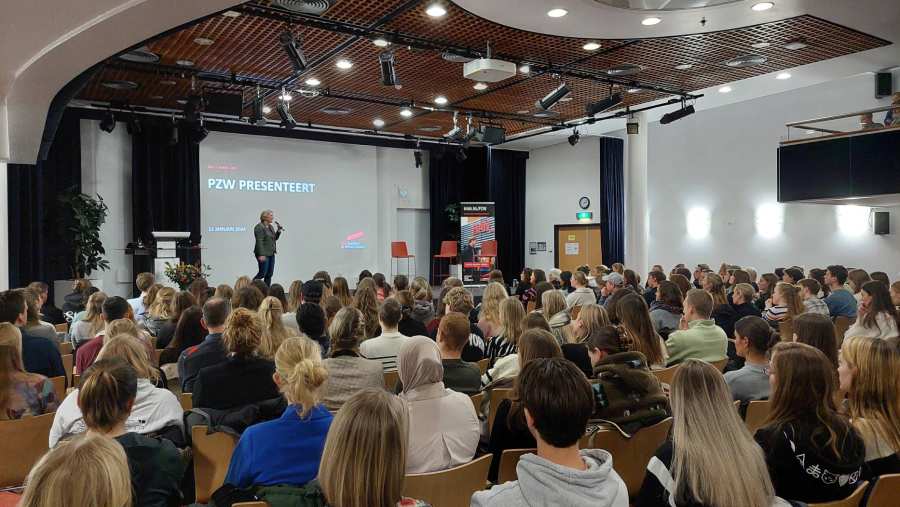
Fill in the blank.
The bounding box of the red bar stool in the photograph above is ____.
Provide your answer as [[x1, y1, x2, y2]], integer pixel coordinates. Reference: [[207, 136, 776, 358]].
[[391, 241, 415, 277], [431, 240, 458, 284], [479, 240, 498, 270]]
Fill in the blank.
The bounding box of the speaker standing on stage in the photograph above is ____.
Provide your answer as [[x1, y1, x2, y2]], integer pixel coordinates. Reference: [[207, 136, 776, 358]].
[[254, 209, 283, 286]]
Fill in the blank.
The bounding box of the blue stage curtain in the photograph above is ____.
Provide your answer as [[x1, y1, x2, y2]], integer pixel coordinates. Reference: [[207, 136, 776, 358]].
[[599, 137, 625, 265], [488, 148, 528, 286]]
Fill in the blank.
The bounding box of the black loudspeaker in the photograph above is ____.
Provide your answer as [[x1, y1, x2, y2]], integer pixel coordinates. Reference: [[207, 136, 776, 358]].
[[875, 72, 893, 98], [874, 211, 889, 235], [205, 92, 244, 117]]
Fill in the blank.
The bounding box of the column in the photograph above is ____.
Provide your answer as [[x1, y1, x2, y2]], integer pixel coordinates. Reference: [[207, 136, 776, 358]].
[[624, 112, 649, 274]]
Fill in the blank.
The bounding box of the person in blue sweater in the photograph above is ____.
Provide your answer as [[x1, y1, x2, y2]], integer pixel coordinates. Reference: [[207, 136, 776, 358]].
[[0, 289, 64, 379], [824, 265, 858, 319], [225, 335, 333, 488]]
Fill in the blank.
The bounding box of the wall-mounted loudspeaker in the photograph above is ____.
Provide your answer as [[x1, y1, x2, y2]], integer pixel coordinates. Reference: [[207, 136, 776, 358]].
[[875, 72, 893, 98], [874, 211, 889, 235]]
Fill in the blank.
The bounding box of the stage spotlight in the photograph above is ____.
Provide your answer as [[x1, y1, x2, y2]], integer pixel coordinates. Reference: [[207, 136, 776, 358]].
[[251, 87, 267, 125], [535, 82, 570, 110], [567, 128, 580, 146], [379, 51, 398, 87], [276, 99, 296, 129], [279, 31, 307, 74], [660, 104, 695, 124], [585, 93, 623, 116], [455, 146, 467, 162], [167, 117, 179, 146], [126, 114, 141, 136], [99, 109, 116, 133], [191, 116, 209, 143], [414, 149, 423, 168]]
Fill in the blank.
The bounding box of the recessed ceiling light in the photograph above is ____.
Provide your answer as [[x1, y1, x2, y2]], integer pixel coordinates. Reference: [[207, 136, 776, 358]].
[[280, 91, 293, 101], [400, 108, 413, 118], [725, 54, 768, 68], [674, 63, 693, 70], [642, 17, 661, 26], [473, 82, 488, 91], [784, 41, 808, 50], [118, 47, 160, 63], [751, 42, 771, 49], [150, 95, 164, 100], [583, 42, 601, 51], [559, 97, 573, 102], [194, 37, 214, 46], [605, 64, 642, 76], [373, 37, 389, 48], [718, 86, 733, 93], [627, 88, 640, 93], [262, 105, 272, 114], [336, 59, 353, 70], [101, 80, 139, 90], [751, 2, 775, 11], [547, 8, 568, 18], [176, 60, 194, 67], [776, 72, 791, 80], [320, 107, 352, 115], [160, 80, 177, 85], [176, 99, 188, 105], [222, 10, 241, 17], [434, 95, 448, 105], [373, 118, 386, 128], [417, 125, 441, 132], [305, 78, 321, 86], [519, 64, 531, 74], [516, 110, 530, 115], [425, 3, 447, 17]]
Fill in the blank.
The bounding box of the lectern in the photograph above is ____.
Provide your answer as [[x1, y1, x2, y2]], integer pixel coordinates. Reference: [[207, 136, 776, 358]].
[[151, 231, 191, 285]]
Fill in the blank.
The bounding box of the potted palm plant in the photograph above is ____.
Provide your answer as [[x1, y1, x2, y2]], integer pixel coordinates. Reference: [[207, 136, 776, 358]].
[[53, 189, 110, 306]]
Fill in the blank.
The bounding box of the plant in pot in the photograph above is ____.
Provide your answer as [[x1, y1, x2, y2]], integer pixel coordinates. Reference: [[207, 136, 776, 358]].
[[58, 189, 110, 279]]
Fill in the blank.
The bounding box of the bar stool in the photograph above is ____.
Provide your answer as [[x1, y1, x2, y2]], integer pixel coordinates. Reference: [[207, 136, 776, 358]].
[[391, 241, 415, 277], [431, 240, 458, 284]]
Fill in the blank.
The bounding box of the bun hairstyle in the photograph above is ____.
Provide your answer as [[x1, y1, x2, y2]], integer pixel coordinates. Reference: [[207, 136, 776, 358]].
[[583, 325, 635, 355], [733, 316, 779, 353], [329, 307, 366, 353], [78, 359, 138, 432], [275, 337, 328, 417], [222, 308, 263, 357]]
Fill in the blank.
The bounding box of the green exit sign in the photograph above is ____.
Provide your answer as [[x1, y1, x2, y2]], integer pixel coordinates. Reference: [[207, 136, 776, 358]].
[[576, 211, 593, 221]]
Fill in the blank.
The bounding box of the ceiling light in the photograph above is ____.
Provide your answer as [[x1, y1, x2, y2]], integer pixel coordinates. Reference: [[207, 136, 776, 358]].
[[276, 100, 296, 128], [379, 51, 398, 87], [547, 8, 568, 18], [568, 129, 580, 146], [718, 86, 733, 93], [280, 91, 293, 101], [583, 42, 601, 51], [160, 80, 177, 85], [150, 95, 164, 100], [425, 3, 447, 17], [373, 118, 386, 128], [280, 31, 307, 74], [536, 82, 570, 110], [400, 108, 413, 118], [222, 10, 241, 17], [627, 88, 640, 94], [605, 64, 642, 76], [373, 37, 390, 47], [320, 107, 353, 115], [101, 80, 139, 90], [674, 63, 693, 70], [473, 82, 488, 91], [642, 17, 661, 26], [262, 105, 272, 114], [726, 54, 768, 68], [586, 93, 623, 116], [304, 78, 321, 86], [752, 2, 775, 11], [559, 97, 573, 102], [176, 60, 194, 67], [751, 42, 771, 49], [784, 40, 808, 50], [776, 72, 791, 80], [434, 95, 448, 105], [516, 110, 529, 115], [519, 64, 531, 74], [660, 104, 695, 124], [194, 37, 214, 45], [118, 47, 160, 63], [336, 59, 353, 70]]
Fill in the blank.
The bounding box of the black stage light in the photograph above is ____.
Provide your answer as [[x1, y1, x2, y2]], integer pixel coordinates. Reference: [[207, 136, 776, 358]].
[[126, 114, 142, 136], [379, 51, 398, 87], [568, 129, 580, 146], [414, 149, 423, 168], [455, 146, 467, 162], [279, 31, 307, 74], [276, 100, 296, 129], [168, 118, 179, 146], [535, 82, 570, 111], [585, 93, 623, 116], [251, 89, 267, 126], [191, 116, 209, 143], [660, 104, 696, 125], [99, 110, 116, 133]]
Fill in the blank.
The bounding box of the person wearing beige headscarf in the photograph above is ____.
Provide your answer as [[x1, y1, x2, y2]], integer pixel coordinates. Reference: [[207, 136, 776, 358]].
[[398, 336, 479, 474]]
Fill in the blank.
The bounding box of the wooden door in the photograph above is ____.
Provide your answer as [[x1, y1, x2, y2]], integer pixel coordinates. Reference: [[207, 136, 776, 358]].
[[555, 225, 602, 272]]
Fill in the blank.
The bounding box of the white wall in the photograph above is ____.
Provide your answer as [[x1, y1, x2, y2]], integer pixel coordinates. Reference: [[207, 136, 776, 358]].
[[0, 160, 8, 289], [376, 147, 430, 280]]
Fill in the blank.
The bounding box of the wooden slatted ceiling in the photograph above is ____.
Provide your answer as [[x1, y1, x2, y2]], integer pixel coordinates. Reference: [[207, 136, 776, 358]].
[[76, 0, 890, 138]]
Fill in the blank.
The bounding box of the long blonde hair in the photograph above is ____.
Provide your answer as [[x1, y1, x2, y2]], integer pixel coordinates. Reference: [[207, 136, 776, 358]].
[[498, 297, 526, 345], [148, 287, 176, 319], [20, 433, 132, 507], [478, 282, 508, 324], [258, 296, 296, 360], [82, 291, 108, 337], [671, 360, 775, 507], [97, 335, 159, 384], [353, 279, 380, 339], [234, 276, 252, 293], [841, 336, 900, 454], [774, 282, 804, 319], [275, 336, 328, 417], [575, 303, 610, 342], [332, 277, 353, 308], [411, 277, 431, 302], [319, 389, 408, 507]]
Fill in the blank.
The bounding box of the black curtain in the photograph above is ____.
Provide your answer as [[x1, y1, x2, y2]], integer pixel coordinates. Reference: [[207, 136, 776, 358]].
[[599, 137, 625, 265], [131, 119, 201, 269], [488, 148, 528, 285], [7, 111, 82, 293]]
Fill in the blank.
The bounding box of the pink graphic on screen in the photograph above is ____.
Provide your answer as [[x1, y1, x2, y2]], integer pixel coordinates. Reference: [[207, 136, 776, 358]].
[[341, 231, 367, 249]]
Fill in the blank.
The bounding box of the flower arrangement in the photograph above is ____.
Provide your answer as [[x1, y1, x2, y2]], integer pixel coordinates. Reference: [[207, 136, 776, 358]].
[[164, 262, 211, 290]]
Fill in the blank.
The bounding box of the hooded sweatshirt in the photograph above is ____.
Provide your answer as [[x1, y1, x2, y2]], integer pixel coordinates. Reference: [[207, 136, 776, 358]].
[[410, 300, 435, 324], [471, 449, 629, 507]]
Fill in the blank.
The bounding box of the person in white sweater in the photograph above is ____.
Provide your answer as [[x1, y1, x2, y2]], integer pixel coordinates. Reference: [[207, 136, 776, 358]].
[[359, 298, 409, 371], [566, 272, 597, 309], [844, 281, 899, 340]]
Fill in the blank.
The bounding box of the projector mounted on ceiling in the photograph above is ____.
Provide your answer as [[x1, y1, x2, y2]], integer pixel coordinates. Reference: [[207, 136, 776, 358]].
[[463, 58, 517, 83]]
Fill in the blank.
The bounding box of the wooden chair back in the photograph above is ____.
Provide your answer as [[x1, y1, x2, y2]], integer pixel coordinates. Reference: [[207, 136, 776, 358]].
[[744, 400, 771, 435], [834, 316, 851, 347], [779, 318, 794, 341], [867, 474, 900, 507], [497, 448, 534, 484], [58, 341, 72, 355], [0, 412, 55, 488], [180, 392, 193, 412], [192, 425, 239, 503], [152, 348, 162, 366], [710, 358, 727, 371], [590, 417, 673, 497], [487, 388, 514, 433], [651, 364, 679, 386], [477, 358, 489, 374], [54, 323, 68, 333], [808, 481, 868, 507], [384, 370, 400, 391], [49, 376, 66, 401], [72, 373, 81, 388], [526, 301, 535, 313], [61, 354, 73, 386], [469, 392, 484, 415], [570, 306, 582, 319], [403, 454, 491, 507]]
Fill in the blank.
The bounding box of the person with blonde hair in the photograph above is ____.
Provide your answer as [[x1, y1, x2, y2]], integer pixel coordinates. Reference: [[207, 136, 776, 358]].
[[75, 359, 184, 506], [636, 360, 789, 507], [155, 290, 196, 349], [144, 286, 176, 337], [321, 307, 384, 411], [225, 336, 333, 488], [572, 303, 610, 342], [763, 282, 804, 331], [542, 290, 574, 345], [20, 432, 132, 507], [485, 297, 525, 366], [0, 323, 58, 419], [331, 277, 353, 308], [69, 290, 107, 347], [838, 336, 900, 477], [51, 335, 183, 447], [127, 272, 156, 323], [257, 296, 298, 360], [477, 282, 508, 339], [353, 279, 381, 338]]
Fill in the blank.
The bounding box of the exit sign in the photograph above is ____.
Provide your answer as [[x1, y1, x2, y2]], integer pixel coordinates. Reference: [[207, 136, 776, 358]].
[[576, 211, 593, 222]]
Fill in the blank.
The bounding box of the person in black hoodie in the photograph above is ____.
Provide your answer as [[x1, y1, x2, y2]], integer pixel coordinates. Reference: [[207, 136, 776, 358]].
[[394, 290, 429, 338], [725, 283, 763, 371], [62, 279, 93, 316], [754, 342, 866, 504]]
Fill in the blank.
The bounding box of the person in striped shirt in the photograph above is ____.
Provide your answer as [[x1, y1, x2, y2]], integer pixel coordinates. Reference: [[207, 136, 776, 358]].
[[763, 282, 804, 329]]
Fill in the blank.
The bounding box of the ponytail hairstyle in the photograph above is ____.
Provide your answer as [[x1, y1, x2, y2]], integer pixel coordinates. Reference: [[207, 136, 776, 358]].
[[583, 325, 636, 355], [222, 308, 263, 358], [329, 307, 366, 353], [394, 290, 415, 319], [82, 291, 109, 338], [77, 359, 138, 432], [774, 282, 804, 319], [410, 277, 432, 302], [258, 296, 295, 360], [733, 316, 779, 354], [275, 336, 328, 417]]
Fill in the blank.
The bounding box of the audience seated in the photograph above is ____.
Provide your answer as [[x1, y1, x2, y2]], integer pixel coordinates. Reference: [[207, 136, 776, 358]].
[[730, 282, 762, 319], [398, 336, 479, 473], [704, 274, 738, 338], [542, 290, 574, 345], [583, 325, 669, 431], [530, 281, 553, 313], [214, 283, 234, 302], [257, 296, 297, 360], [665, 289, 727, 366], [636, 360, 789, 507], [61, 278, 92, 316], [192, 308, 280, 410], [484, 297, 525, 370], [755, 273, 778, 313], [560, 270, 573, 294], [143, 287, 176, 338], [475, 358, 628, 507], [798, 278, 830, 316], [617, 294, 667, 368], [791, 312, 839, 368], [26, 281, 65, 326], [477, 282, 507, 339], [21, 288, 57, 342], [566, 271, 596, 309], [642, 271, 665, 307], [154, 290, 195, 350], [754, 342, 865, 504], [523, 312, 551, 332], [648, 280, 683, 335], [409, 277, 435, 324], [434, 312, 481, 394], [225, 336, 332, 488], [725, 316, 778, 402], [848, 269, 872, 304], [514, 268, 533, 301], [360, 298, 409, 371], [321, 307, 384, 411], [373, 273, 391, 302], [158, 306, 204, 366], [571, 303, 610, 342], [0, 323, 58, 419], [432, 287, 485, 362], [69, 291, 107, 348], [233, 286, 264, 312], [782, 267, 804, 285], [20, 432, 133, 507], [0, 289, 64, 379], [762, 282, 803, 330], [519, 269, 546, 306], [890, 281, 900, 308], [393, 290, 429, 337], [76, 359, 184, 507], [177, 297, 231, 392], [51, 335, 182, 447], [353, 278, 381, 338], [297, 302, 330, 355], [75, 296, 140, 374], [824, 265, 858, 318], [844, 280, 900, 339]]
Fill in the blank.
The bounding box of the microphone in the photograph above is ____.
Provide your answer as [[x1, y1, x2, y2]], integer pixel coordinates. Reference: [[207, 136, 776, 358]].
[[275, 221, 285, 231]]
